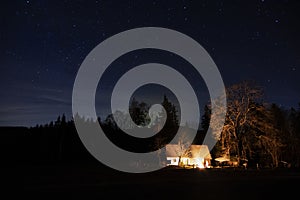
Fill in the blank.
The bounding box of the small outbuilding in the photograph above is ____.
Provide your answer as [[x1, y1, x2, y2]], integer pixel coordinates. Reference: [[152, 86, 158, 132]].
[[166, 144, 212, 168]]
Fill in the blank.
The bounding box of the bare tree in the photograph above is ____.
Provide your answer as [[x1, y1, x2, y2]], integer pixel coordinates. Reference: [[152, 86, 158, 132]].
[[175, 129, 192, 166], [210, 81, 283, 167]]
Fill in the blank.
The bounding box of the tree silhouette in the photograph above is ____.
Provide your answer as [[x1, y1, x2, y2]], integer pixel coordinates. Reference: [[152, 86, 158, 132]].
[[12, 92, 300, 169]]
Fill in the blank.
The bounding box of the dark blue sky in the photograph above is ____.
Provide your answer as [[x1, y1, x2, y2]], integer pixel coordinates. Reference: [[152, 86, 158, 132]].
[[1, 0, 300, 126]]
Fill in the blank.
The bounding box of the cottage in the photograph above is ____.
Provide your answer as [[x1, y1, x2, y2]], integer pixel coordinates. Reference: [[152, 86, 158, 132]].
[[166, 144, 212, 168]]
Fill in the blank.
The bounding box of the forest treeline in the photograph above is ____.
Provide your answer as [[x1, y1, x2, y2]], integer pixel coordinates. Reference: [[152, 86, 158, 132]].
[[2, 81, 300, 168]]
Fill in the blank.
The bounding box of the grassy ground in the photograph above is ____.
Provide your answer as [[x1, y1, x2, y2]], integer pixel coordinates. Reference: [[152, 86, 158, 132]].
[[23, 163, 300, 200]]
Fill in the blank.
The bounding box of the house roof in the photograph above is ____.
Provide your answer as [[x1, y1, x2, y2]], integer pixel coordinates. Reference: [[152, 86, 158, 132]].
[[165, 144, 212, 159], [190, 145, 212, 159], [165, 144, 183, 157]]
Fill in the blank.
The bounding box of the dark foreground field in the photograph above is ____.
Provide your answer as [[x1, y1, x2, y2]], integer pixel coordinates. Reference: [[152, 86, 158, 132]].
[[23, 164, 300, 200]]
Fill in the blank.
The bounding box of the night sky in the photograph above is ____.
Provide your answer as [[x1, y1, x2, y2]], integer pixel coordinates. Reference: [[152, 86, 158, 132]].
[[1, 0, 300, 126]]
